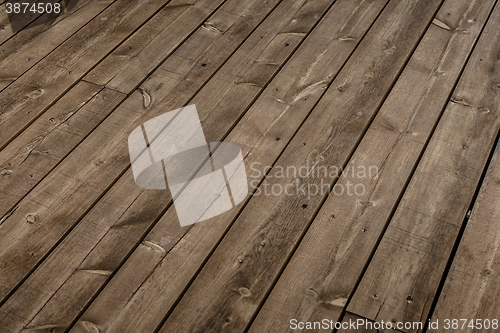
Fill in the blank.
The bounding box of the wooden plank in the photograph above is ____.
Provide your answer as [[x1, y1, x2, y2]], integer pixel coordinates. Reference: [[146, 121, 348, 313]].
[[337, 313, 402, 333], [0, 81, 126, 219], [0, 0, 306, 329], [247, 0, 496, 331], [346, 4, 500, 330], [0, 0, 175, 150], [428, 138, 500, 331], [28, 0, 384, 332], [0, 0, 226, 214], [153, 0, 444, 331], [82, 0, 277, 94], [0, 0, 113, 91], [0, 0, 40, 44], [64, 0, 443, 332]]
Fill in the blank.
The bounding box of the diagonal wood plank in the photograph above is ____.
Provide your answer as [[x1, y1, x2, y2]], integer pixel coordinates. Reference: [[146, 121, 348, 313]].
[[0, 0, 114, 91], [0, 0, 40, 45], [155, 0, 444, 331], [82, 0, 277, 94], [68, 0, 389, 332], [246, 0, 496, 331], [0, 0, 227, 219], [61, 0, 444, 332], [0, 0, 280, 302], [6, 0, 348, 331], [347, 4, 500, 330], [0, 0, 309, 329], [0, 0, 178, 150], [0, 81, 126, 220], [428, 136, 500, 332]]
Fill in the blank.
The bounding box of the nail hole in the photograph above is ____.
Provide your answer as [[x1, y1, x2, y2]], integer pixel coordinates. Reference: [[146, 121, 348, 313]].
[[302, 204, 308, 209]]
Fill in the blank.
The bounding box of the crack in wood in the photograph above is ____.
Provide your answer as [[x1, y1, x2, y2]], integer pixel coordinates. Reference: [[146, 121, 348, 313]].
[[202, 22, 223, 34], [82, 320, 101, 333], [142, 240, 166, 253], [432, 18, 452, 31], [138, 87, 152, 109], [78, 269, 113, 276], [450, 97, 472, 107]]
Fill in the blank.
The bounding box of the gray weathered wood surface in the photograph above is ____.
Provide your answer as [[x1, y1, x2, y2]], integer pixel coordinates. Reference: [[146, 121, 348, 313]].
[[1, 0, 499, 331]]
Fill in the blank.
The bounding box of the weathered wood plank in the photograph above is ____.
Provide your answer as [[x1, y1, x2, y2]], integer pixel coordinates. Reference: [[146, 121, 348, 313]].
[[0, 0, 304, 330], [0, 0, 175, 150], [0, 0, 277, 301], [68, 0, 389, 330], [428, 137, 500, 331], [82, 0, 268, 94], [0, 81, 126, 219], [246, 0, 496, 331], [154, 0, 444, 331], [347, 5, 500, 330], [0, 0, 227, 216], [0, 0, 113, 91], [0, 0, 39, 45], [63, 0, 446, 327]]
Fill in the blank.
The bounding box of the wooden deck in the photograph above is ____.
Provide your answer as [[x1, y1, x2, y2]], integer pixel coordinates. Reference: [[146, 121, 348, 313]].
[[1, 0, 499, 332]]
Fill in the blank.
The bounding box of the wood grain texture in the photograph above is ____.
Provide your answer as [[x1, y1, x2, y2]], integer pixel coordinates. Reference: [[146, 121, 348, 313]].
[[0, 81, 126, 219], [428, 139, 500, 331], [68, 0, 389, 332], [0, 0, 113, 91], [0, 0, 172, 150], [157, 0, 443, 330], [0, 0, 499, 332], [0, 0, 39, 45], [247, 0, 496, 331], [83, 0, 232, 94], [347, 4, 500, 330], [0, 0, 305, 330], [72, 0, 444, 330], [0, 0, 237, 306]]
